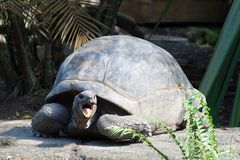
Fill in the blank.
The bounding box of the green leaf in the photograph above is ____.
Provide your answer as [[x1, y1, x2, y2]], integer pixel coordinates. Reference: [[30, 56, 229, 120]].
[[44, 0, 107, 51], [22, 114, 32, 119], [16, 111, 20, 117], [199, 0, 240, 122], [106, 126, 169, 160], [230, 72, 240, 126]]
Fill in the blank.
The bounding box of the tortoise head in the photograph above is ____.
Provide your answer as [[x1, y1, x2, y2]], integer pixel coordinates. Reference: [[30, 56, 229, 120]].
[[72, 90, 97, 129]]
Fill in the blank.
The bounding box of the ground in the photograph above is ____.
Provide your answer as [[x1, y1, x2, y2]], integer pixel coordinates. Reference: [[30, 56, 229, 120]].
[[0, 81, 46, 120], [0, 120, 240, 159]]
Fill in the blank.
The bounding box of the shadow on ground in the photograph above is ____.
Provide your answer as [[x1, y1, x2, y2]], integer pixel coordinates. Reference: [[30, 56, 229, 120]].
[[0, 121, 132, 148]]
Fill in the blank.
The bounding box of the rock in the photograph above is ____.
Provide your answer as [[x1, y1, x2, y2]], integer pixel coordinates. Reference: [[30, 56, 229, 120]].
[[0, 120, 240, 159]]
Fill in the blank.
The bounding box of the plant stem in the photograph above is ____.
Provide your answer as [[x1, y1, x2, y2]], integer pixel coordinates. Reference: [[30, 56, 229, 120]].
[[143, 137, 169, 160], [9, 12, 37, 93], [148, 0, 175, 40], [96, 0, 123, 35]]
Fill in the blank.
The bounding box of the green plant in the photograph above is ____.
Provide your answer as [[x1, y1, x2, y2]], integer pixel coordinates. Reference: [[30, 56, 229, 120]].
[[199, 0, 240, 126], [42, 0, 107, 51], [109, 126, 169, 159], [107, 89, 227, 160], [183, 89, 219, 159], [0, 0, 38, 93], [230, 73, 240, 126], [185, 27, 220, 45], [0, 0, 109, 94]]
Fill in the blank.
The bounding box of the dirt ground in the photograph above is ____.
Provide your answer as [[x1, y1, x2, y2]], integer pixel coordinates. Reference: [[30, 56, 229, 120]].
[[0, 81, 47, 120]]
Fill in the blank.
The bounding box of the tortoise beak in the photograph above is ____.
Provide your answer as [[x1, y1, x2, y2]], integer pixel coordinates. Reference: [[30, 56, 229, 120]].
[[78, 102, 97, 129], [72, 95, 97, 129], [81, 102, 97, 119], [72, 91, 97, 129]]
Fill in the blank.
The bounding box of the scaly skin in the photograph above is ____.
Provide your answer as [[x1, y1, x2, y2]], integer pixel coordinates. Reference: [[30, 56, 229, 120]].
[[97, 114, 152, 141], [32, 90, 153, 141], [31, 103, 70, 136]]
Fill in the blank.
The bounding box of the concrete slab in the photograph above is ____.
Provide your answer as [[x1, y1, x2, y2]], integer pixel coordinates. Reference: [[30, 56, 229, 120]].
[[0, 120, 239, 160]]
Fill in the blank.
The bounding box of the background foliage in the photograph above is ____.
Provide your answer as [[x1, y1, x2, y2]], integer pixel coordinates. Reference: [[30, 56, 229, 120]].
[[0, 0, 121, 94]]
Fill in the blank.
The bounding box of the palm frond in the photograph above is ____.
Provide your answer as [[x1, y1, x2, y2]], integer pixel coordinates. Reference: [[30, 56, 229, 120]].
[[0, 0, 39, 27], [0, 34, 6, 45], [44, 0, 107, 50], [0, 1, 6, 14], [4, 0, 30, 18]]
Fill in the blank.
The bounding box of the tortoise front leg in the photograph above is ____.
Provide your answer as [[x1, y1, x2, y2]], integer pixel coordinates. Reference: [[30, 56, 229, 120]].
[[67, 120, 103, 138], [97, 114, 152, 141], [31, 103, 70, 137]]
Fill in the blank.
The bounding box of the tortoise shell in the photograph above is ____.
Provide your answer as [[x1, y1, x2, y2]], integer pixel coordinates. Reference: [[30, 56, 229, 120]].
[[46, 35, 192, 127]]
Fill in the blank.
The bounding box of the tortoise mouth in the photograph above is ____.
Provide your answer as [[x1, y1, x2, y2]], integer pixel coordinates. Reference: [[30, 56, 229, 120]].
[[81, 102, 96, 118]]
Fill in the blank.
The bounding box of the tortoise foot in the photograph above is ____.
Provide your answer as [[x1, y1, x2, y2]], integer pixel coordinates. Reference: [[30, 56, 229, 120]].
[[32, 129, 59, 138], [31, 103, 70, 136], [97, 114, 152, 141]]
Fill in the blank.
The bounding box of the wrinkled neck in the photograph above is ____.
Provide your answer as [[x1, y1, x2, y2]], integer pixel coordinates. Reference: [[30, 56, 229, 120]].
[[84, 110, 99, 129], [72, 103, 98, 129]]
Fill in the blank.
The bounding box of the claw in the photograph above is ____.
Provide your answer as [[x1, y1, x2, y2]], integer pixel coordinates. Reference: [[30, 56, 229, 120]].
[[41, 133, 48, 138], [35, 132, 41, 137], [32, 129, 40, 137], [140, 130, 152, 137], [139, 127, 152, 137], [32, 129, 57, 138], [147, 131, 152, 137], [130, 137, 142, 143], [130, 130, 152, 143]]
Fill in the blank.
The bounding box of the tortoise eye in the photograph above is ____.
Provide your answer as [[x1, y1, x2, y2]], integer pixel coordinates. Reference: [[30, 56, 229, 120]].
[[78, 94, 85, 99]]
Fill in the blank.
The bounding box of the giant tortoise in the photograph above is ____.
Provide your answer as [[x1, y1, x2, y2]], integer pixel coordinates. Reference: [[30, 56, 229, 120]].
[[32, 35, 192, 141]]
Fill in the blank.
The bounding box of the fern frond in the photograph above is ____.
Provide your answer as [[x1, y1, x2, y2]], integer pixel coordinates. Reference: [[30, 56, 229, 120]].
[[106, 126, 169, 160], [106, 88, 231, 160], [140, 115, 187, 157], [183, 89, 220, 159]]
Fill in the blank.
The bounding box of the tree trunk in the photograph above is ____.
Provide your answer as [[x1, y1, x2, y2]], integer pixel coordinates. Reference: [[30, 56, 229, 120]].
[[42, 39, 54, 88], [116, 13, 145, 38], [9, 13, 36, 93], [0, 36, 18, 91], [97, 0, 123, 35]]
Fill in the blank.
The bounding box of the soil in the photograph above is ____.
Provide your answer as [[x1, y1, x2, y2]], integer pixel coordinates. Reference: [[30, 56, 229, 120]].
[[0, 81, 47, 120], [1, 120, 240, 159]]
